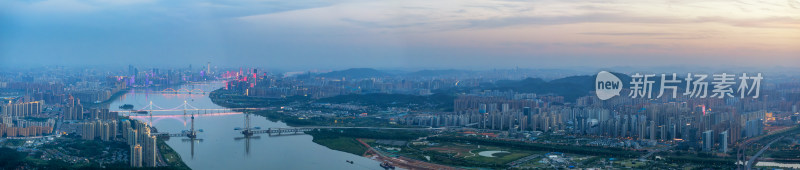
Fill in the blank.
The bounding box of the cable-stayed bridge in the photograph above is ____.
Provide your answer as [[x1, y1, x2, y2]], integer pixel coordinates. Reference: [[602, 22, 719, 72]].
[[112, 101, 268, 116]]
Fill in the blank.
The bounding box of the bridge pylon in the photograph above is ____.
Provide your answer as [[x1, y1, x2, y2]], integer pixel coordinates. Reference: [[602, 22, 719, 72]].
[[148, 101, 154, 126], [188, 112, 197, 139]]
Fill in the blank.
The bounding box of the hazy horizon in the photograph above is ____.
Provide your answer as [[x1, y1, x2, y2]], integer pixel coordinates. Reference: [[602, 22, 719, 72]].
[[2, 0, 799, 70]]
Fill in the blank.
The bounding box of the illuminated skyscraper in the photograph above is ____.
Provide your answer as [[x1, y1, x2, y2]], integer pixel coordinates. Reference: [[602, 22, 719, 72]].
[[131, 144, 142, 167], [144, 135, 157, 167], [127, 128, 137, 145], [1, 101, 43, 117]]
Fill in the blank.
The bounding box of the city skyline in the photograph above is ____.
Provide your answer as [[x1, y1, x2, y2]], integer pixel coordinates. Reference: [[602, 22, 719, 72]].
[[1, 61, 799, 169], [3, 1, 800, 169], [2, 0, 799, 70]]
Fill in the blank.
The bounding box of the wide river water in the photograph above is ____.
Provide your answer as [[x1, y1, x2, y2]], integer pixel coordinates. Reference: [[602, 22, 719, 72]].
[[109, 82, 380, 170]]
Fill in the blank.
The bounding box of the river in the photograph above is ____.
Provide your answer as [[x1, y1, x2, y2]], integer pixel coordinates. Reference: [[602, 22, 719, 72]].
[[109, 82, 381, 170]]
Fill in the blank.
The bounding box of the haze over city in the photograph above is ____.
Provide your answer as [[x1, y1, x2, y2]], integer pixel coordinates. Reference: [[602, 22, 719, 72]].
[[2, 1, 800, 170], [2, 0, 799, 70]]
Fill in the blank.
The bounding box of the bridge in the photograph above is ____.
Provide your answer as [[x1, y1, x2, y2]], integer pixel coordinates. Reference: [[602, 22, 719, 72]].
[[151, 111, 202, 139], [154, 88, 207, 94], [248, 126, 446, 136], [736, 126, 798, 170], [746, 136, 784, 169], [254, 128, 315, 136], [113, 101, 268, 116], [149, 111, 204, 159], [121, 101, 220, 140], [126, 88, 210, 95], [118, 100, 265, 136], [115, 108, 264, 114], [120, 100, 447, 155], [122, 101, 443, 135], [639, 144, 676, 161]]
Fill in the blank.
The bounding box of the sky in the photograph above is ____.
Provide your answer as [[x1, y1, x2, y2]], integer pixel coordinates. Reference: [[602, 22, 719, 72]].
[[1, 0, 799, 70]]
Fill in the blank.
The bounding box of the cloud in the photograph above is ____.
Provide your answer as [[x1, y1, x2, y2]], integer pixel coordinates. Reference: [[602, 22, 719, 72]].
[[15, 0, 99, 13], [790, 0, 800, 9], [580, 32, 678, 36], [691, 16, 800, 28], [465, 13, 673, 28], [1, 0, 798, 69], [465, 13, 800, 30]]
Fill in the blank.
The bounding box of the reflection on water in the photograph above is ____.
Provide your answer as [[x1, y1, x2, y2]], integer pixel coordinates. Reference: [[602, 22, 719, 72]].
[[110, 82, 379, 170]]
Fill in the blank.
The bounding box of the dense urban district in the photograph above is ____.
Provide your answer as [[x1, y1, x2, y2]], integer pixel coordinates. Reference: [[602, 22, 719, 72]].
[[1, 66, 800, 169]]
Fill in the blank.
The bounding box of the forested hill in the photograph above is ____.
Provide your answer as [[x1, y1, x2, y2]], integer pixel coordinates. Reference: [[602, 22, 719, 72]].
[[482, 72, 632, 102], [316, 93, 454, 111], [318, 68, 392, 79]]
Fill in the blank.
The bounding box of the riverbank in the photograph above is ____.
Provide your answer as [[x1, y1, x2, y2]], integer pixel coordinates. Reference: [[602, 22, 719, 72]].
[[107, 81, 386, 170], [303, 129, 466, 169], [207, 89, 661, 169], [100, 88, 192, 169], [158, 139, 191, 170], [90, 82, 206, 109], [208, 88, 462, 168], [357, 138, 463, 170], [209, 88, 426, 128], [82, 89, 130, 108], [304, 128, 429, 154], [308, 135, 368, 156]]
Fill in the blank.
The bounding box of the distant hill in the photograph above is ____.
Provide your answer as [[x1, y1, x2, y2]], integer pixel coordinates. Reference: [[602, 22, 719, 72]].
[[317, 93, 455, 111], [406, 69, 471, 77], [484, 72, 632, 102], [318, 68, 391, 79]]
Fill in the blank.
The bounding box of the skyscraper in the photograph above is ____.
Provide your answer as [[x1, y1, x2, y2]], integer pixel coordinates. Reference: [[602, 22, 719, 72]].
[[127, 128, 137, 146], [131, 144, 142, 167], [719, 131, 728, 153], [745, 119, 763, 137], [523, 107, 531, 131], [64, 96, 84, 120], [0, 100, 43, 117], [101, 123, 111, 141], [703, 130, 714, 152], [144, 135, 157, 167], [650, 121, 656, 141], [82, 122, 95, 140]]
